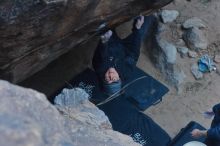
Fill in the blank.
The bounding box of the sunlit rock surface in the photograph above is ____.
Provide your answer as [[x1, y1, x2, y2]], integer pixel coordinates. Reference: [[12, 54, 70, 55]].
[[0, 80, 140, 146]]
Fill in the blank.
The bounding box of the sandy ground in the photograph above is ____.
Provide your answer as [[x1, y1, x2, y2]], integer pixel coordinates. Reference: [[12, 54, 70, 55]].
[[137, 0, 220, 138]]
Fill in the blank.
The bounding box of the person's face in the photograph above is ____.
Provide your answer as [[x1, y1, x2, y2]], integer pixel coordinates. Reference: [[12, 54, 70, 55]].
[[105, 68, 120, 83]]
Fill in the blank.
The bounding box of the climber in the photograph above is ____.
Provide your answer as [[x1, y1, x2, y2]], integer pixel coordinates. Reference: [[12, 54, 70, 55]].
[[191, 103, 220, 146], [92, 15, 156, 95]]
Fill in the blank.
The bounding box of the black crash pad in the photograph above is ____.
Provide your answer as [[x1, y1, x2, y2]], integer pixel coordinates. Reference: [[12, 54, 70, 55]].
[[98, 97, 171, 146], [63, 67, 169, 110], [169, 121, 206, 146], [54, 68, 171, 146], [124, 67, 169, 110]]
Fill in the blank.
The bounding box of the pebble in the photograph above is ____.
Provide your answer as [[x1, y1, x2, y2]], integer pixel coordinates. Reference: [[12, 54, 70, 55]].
[[188, 50, 198, 58], [214, 55, 220, 63], [177, 47, 189, 58]]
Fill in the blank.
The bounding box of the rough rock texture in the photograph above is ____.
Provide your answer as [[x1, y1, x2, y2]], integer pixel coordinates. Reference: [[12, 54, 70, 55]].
[[183, 27, 208, 50], [148, 20, 186, 88], [160, 10, 179, 23], [54, 88, 112, 130], [0, 80, 140, 146], [148, 31, 186, 90], [191, 63, 203, 80], [182, 17, 207, 29], [156, 37, 177, 64], [177, 47, 189, 58], [0, 0, 173, 83]]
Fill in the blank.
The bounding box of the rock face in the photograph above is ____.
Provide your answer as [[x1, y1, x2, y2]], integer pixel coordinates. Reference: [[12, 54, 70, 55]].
[[0, 80, 140, 146], [0, 0, 173, 83]]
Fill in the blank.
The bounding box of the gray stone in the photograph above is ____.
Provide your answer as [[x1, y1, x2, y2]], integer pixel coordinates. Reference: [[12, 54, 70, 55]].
[[151, 35, 186, 88], [142, 16, 186, 90], [183, 27, 208, 50], [191, 63, 203, 80], [0, 80, 73, 146], [177, 47, 189, 58], [157, 37, 177, 64], [161, 10, 179, 23], [182, 17, 207, 29], [55, 88, 112, 129], [176, 39, 186, 46], [54, 88, 89, 107], [188, 50, 198, 58], [214, 55, 220, 63], [0, 80, 140, 146]]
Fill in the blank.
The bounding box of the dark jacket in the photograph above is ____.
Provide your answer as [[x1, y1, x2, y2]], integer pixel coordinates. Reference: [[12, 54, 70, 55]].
[[92, 31, 142, 83], [206, 103, 220, 146], [92, 15, 156, 85]]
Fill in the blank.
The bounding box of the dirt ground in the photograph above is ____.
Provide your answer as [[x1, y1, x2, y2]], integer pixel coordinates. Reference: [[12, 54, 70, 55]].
[[136, 0, 220, 138]]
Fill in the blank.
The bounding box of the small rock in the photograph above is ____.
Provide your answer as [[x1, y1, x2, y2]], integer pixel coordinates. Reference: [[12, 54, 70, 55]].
[[54, 88, 89, 107], [161, 10, 179, 23], [177, 47, 189, 58], [191, 63, 203, 80], [157, 37, 177, 64], [183, 27, 208, 50], [188, 50, 198, 58], [176, 39, 186, 46], [214, 55, 220, 63], [182, 17, 207, 29]]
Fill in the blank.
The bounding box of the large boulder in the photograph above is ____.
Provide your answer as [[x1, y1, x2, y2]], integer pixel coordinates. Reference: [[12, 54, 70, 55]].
[[0, 80, 140, 146], [0, 0, 173, 83]]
